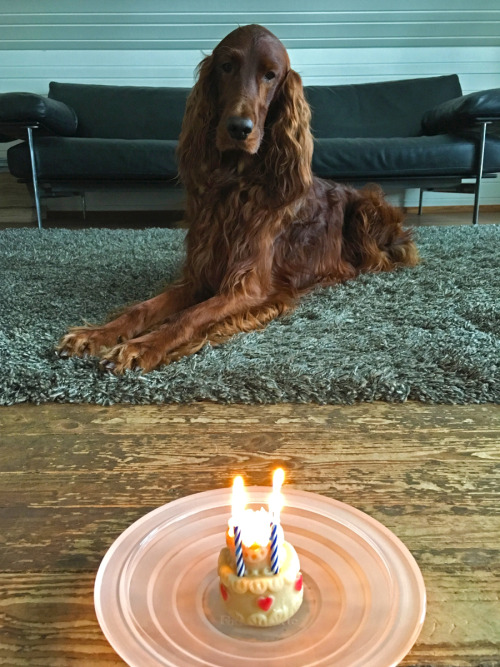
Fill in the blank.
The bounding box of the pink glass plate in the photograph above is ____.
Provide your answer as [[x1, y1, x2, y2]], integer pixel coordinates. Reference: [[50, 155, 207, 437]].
[[94, 487, 426, 666]]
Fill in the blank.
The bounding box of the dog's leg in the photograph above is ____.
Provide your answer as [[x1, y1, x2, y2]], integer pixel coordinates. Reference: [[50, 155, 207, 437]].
[[57, 282, 195, 359], [157, 301, 293, 365], [100, 292, 278, 373]]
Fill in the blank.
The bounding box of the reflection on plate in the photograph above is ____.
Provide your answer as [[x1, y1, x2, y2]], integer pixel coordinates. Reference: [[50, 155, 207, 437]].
[[95, 487, 425, 666]]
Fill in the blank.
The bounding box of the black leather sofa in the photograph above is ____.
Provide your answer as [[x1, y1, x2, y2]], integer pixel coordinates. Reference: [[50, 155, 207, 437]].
[[1, 74, 499, 229]]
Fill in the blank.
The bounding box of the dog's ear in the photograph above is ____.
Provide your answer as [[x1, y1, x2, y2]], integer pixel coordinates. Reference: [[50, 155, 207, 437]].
[[177, 55, 219, 191], [263, 69, 314, 205]]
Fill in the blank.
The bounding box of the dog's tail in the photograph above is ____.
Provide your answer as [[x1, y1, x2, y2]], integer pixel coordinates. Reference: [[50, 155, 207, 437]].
[[343, 185, 419, 273]]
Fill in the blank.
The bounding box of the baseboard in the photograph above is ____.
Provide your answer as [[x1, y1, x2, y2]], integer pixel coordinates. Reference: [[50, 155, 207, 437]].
[[45, 209, 184, 228], [405, 204, 500, 214], [0, 207, 37, 224], [0, 171, 34, 205]]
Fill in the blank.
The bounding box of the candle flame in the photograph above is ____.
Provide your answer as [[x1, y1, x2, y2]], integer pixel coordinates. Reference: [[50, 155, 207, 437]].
[[230, 471, 286, 549], [232, 476, 246, 523], [270, 468, 285, 521], [273, 468, 285, 493]]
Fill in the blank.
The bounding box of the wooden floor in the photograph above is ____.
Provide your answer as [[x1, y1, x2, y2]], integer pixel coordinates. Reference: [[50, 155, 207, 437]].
[[0, 208, 499, 665], [405, 208, 499, 226]]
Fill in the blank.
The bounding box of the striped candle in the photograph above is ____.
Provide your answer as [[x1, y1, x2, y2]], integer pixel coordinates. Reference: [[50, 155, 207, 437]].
[[270, 521, 279, 574], [269, 468, 285, 575], [232, 476, 246, 577], [234, 524, 246, 577]]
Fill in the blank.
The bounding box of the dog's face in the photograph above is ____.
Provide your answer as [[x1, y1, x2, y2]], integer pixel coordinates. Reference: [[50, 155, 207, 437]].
[[211, 25, 290, 154]]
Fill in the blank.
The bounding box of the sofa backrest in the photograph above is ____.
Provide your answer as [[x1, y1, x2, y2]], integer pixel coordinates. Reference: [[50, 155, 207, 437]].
[[305, 75, 462, 138], [48, 75, 463, 142], [48, 82, 190, 140]]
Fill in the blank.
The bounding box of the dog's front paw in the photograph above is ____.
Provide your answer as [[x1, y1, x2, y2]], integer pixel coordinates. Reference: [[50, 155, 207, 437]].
[[57, 325, 122, 359], [100, 340, 164, 374]]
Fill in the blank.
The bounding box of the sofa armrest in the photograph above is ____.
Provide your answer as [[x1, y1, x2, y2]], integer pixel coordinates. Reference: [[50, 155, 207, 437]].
[[422, 88, 500, 135], [0, 92, 78, 141]]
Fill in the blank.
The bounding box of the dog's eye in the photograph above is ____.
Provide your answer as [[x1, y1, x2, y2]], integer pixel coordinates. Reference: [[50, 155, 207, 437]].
[[264, 71, 276, 82], [221, 62, 233, 74]]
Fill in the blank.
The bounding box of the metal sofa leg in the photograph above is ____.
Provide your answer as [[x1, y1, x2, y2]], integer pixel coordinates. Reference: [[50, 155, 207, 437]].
[[27, 126, 43, 230], [472, 121, 490, 226], [418, 188, 424, 215]]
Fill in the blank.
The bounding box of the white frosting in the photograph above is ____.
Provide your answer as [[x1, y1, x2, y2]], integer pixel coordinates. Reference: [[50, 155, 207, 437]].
[[218, 541, 303, 626]]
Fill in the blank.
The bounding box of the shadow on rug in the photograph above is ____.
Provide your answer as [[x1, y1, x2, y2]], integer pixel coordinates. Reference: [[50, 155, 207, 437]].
[[0, 225, 498, 405]]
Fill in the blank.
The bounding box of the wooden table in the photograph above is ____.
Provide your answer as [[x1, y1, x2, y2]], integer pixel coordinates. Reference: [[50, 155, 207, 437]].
[[1, 402, 499, 666]]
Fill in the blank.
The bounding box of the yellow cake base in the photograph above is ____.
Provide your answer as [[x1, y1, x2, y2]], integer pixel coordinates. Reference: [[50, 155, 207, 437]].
[[218, 541, 303, 627]]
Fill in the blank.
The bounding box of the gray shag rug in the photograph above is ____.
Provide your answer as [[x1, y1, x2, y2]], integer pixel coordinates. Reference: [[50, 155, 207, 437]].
[[0, 225, 498, 406]]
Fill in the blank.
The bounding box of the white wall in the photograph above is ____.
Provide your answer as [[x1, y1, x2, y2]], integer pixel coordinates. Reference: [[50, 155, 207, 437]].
[[1, 1, 499, 208]]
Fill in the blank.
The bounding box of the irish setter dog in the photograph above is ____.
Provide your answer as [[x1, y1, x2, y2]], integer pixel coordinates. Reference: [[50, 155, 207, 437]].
[[58, 24, 418, 373]]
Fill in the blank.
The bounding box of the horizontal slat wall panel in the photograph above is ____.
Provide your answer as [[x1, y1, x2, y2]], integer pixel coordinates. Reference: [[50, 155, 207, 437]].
[[1, 28, 498, 51], [1, 2, 499, 49], [1, 47, 499, 93], [5, 0, 497, 9]]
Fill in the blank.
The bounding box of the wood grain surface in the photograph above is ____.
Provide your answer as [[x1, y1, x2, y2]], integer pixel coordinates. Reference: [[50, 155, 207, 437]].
[[0, 402, 499, 666]]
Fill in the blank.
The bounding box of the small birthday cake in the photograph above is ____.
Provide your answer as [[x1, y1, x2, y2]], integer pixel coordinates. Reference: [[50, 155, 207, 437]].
[[218, 534, 303, 627], [218, 472, 303, 627]]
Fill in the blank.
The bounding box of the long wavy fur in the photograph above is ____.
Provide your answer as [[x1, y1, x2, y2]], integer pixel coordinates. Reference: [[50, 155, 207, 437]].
[[262, 69, 314, 205], [177, 54, 218, 193]]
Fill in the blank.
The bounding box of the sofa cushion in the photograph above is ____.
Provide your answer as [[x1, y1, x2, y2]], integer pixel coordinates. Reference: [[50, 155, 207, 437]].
[[305, 75, 462, 139], [312, 134, 500, 179], [9, 132, 500, 183], [9, 132, 500, 184], [8, 137, 179, 181], [48, 82, 190, 140]]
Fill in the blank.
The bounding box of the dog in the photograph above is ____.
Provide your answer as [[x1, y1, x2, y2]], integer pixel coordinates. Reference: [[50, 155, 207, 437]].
[[58, 24, 418, 373]]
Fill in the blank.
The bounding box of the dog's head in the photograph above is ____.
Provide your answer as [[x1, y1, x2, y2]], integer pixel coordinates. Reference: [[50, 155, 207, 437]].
[[208, 25, 290, 154], [178, 25, 313, 201]]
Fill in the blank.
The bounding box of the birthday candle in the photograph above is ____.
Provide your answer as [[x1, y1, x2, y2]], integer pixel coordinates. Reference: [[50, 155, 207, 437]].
[[232, 476, 246, 577], [270, 522, 279, 574], [234, 525, 245, 577], [270, 468, 285, 574]]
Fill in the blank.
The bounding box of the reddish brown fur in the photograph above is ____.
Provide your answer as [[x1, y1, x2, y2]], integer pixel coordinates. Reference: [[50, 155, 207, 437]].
[[58, 24, 418, 373]]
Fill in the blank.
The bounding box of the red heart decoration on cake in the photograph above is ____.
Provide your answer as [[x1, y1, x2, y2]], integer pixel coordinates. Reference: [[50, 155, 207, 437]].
[[257, 596, 273, 611], [295, 573, 303, 592], [220, 583, 228, 601]]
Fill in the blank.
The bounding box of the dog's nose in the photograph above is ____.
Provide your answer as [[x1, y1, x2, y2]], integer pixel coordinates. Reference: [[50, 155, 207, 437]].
[[227, 116, 254, 141]]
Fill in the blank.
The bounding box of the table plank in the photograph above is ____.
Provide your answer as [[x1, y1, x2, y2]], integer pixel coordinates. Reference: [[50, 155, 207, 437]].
[[1, 402, 498, 436], [1, 569, 499, 667]]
